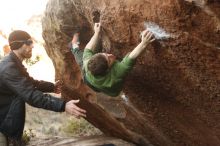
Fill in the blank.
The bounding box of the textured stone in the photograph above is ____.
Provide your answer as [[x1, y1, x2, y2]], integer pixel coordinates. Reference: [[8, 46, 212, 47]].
[[28, 135, 135, 146], [42, 0, 220, 145]]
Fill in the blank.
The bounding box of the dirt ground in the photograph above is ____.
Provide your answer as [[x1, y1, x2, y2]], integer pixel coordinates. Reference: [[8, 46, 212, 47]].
[[28, 135, 135, 146]]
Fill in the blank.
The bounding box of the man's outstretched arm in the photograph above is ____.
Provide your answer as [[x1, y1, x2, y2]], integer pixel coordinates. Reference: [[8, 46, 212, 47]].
[[85, 23, 101, 51], [3, 65, 86, 118], [128, 30, 155, 59]]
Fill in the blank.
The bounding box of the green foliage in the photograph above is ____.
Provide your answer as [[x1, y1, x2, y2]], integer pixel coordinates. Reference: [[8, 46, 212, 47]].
[[22, 129, 36, 145], [62, 118, 101, 136], [25, 55, 40, 66]]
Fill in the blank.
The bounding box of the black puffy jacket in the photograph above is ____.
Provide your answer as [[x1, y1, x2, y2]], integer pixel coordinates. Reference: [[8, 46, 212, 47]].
[[0, 52, 66, 139]]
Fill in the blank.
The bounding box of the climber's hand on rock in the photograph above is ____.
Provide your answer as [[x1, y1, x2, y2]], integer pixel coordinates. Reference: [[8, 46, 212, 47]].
[[94, 22, 101, 34], [65, 99, 86, 118], [141, 30, 155, 46], [128, 30, 155, 59]]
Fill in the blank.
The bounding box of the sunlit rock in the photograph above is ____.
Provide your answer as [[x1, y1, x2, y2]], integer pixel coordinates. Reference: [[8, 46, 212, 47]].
[[42, 0, 220, 145]]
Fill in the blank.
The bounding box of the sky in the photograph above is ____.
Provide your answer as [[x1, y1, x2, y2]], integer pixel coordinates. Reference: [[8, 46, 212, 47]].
[[0, 0, 55, 82], [0, 0, 48, 32]]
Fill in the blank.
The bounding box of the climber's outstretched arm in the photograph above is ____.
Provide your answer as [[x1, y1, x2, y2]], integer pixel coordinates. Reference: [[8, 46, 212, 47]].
[[85, 23, 101, 51], [128, 30, 155, 59]]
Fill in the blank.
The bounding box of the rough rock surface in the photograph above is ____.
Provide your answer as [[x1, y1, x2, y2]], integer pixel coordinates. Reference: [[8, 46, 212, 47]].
[[42, 0, 220, 146], [28, 135, 135, 146]]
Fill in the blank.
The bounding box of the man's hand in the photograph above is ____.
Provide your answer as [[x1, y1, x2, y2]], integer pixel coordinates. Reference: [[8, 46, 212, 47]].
[[65, 99, 86, 118], [94, 23, 101, 34], [141, 30, 155, 46], [54, 80, 62, 94]]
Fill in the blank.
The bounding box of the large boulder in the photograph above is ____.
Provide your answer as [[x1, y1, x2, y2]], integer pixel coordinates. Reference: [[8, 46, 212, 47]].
[[42, 0, 220, 145]]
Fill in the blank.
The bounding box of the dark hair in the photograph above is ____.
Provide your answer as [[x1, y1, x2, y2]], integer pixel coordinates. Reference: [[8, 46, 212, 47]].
[[8, 30, 31, 50], [87, 53, 108, 76]]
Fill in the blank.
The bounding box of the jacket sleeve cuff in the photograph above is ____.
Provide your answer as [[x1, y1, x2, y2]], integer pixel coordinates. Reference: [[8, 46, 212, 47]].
[[60, 100, 66, 112]]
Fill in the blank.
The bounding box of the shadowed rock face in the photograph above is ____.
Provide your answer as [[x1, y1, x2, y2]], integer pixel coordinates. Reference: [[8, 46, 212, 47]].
[[42, 0, 220, 145]]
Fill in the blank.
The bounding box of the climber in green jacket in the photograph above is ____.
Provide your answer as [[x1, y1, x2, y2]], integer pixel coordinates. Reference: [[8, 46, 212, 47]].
[[71, 23, 155, 97]]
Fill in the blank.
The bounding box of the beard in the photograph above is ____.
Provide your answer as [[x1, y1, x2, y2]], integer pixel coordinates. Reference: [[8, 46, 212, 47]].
[[24, 51, 32, 59]]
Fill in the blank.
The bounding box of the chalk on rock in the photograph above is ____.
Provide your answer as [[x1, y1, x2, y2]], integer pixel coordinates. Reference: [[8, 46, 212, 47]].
[[144, 22, 171, 40]]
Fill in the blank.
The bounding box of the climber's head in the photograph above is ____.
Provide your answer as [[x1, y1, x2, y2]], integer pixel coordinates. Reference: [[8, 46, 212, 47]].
[[87, 53, 116, 76]]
